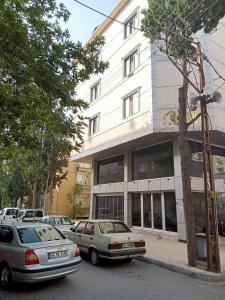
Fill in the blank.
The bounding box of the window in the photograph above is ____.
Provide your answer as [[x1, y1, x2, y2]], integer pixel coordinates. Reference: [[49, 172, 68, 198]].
[[97, 155, 124, 184], [89, 114, 99, 136], [83, 223, 94, 235], [98, 222, 130, 234], [75, 222, 86, 233], [123, 90, 139, 119], [124, 49, 139, 77], [132, 142, 174, 180], [18, 227, 64, 244], [0, 226, 13, 243], [124, 13, 137, 39], [96, 196, 124, 221], [90, 81, 100, 102]]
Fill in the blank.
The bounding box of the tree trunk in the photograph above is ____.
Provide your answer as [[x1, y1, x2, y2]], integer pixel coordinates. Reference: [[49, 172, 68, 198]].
[[32, 177, 38, 209], [178, 66, 197, 266], [44, 172, 50, 214]]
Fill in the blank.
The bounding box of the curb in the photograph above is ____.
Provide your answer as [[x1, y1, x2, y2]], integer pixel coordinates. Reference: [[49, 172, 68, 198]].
[[138, 256, 225, 282]]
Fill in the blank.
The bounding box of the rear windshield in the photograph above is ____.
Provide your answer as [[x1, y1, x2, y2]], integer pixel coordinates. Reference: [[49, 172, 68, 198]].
[[5, 209, 19, 216], [25, 211, 43, 218], [17, 226, 65, 244], [99, 222, 131, 234]]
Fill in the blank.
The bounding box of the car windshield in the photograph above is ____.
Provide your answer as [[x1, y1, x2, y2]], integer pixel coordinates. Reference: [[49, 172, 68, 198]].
[[60, 217, 72, 225], [99, 222, 131, 234], [5, 209, 19, 216], [25, 211, 43, 218], [18, 226, 65, 243]]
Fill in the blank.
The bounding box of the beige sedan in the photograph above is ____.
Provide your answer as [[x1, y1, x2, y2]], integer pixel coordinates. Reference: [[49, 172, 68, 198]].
[[66, 219, 146, 265]]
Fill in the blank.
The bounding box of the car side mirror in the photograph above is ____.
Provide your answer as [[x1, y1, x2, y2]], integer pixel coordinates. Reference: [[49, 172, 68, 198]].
[[72, 221, 75, 225], [70, 227, 75, 232], [13, 215, 16, 219]]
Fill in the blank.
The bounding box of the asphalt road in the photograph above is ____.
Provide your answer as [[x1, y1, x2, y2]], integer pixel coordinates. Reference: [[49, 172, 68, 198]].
[[2, 258, 225, 300]]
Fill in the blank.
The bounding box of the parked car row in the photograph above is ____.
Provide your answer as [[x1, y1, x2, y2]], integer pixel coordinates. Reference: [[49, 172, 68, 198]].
[[0, 207, 146, 289]]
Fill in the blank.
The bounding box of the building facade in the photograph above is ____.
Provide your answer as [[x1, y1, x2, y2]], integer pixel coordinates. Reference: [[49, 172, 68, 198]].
[[45, 161, 92, 218], [72, 0, 225, 240]]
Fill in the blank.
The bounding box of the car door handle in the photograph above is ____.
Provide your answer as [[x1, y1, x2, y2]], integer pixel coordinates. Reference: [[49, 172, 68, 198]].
[[90, 237, 94, 240], [78, 235, 81, 238]]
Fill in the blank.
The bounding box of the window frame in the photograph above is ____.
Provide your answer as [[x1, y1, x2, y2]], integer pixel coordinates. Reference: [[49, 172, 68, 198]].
[[0, 226, 14, 244], [124, 8, 139, 39], [90, 80, 101, 103], [122, 87, 141, 119], [88, 113, 100, 136], [123, 46, 140, 78]]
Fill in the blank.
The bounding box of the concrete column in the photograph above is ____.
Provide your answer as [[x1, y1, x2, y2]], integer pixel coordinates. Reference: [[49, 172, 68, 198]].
[[173, 139, 186, 241], [124, 151, 132, 226]]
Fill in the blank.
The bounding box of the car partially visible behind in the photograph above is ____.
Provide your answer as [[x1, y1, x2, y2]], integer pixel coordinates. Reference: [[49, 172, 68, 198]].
[[17, 209, 44, 223], [39, 215, 75, 234], [0, 222, 81, 289], [0, 208, 20, 222]]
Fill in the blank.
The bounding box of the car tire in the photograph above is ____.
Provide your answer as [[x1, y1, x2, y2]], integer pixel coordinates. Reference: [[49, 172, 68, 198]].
[[90, 249, 100, 266], [125, 258, 133, 263], [0, 264, 12, 289]]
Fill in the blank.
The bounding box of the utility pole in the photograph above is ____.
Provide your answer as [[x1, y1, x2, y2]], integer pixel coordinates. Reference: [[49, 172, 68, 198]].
[[197, 43, 221, 272]]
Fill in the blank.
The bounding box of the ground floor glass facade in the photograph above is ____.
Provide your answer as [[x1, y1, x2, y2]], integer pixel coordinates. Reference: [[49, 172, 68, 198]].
[[132, 192, 177, 232], [95, 195, 124, 221]]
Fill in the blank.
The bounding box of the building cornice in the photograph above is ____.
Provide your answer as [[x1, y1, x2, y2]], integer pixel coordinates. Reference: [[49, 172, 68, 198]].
[[88, 0, 129, 43]]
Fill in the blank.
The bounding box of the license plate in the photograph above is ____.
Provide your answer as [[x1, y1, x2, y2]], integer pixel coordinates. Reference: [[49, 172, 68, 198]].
[[122, 242, 134, 248], [48, 250, 68, 259]]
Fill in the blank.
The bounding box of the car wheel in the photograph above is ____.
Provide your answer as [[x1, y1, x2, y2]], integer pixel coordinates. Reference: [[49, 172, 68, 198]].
[[0, 264, 12, 289], [90, 249, 100, 266], [125, 258, 133, 263]]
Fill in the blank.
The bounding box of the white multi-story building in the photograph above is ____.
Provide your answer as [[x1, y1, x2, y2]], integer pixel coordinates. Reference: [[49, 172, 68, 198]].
[[72, 0, 225, 240]]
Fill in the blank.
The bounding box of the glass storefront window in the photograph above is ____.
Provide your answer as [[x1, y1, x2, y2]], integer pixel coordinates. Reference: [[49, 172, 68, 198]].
[[96, 196, 124, 221], [153, 194, 162, 230], [132, 192, 177, 232], [164, 192, 177, 232], [190, 142, 225, 179], [143, 194, 152, 228], [131, 193, 141, 226], [97, 155, 124, 184], [132, 142, 174, 180]]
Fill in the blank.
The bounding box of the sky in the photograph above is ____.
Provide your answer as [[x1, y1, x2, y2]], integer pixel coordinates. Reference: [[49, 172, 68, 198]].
[[58, 0, 121, 43]]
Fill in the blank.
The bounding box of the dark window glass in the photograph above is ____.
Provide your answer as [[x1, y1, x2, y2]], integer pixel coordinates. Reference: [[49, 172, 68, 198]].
[[143, 194, 152, 228], [96, 196, 124, 221], [132, 193, 141, 226], [190, 142, 204, 177], [5, 209, 19, 216], [164, 192, 177, 232], [75, 222, 86, 233], [97, 155, 124, 184], [153, 194, 162, 230], [0, 227, 13, 243], [132, 142, 174, 180]]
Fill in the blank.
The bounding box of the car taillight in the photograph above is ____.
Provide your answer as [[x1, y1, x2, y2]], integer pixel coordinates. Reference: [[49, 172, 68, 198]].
[[135, 241, 145, 247], [75, 247, 80, 257], [25, 249, 39, 265], [108, 243, 122, 250]]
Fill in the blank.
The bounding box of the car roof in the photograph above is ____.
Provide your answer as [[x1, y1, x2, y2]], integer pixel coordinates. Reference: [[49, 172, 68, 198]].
[[43, 215, 68, 218], [78, 219, 124, 223], [0, 221, 52, 229], [19, 209, 43, 211]]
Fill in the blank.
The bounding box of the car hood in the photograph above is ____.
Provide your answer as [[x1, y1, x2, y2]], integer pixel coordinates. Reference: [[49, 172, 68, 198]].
[[103, 232, 145, 243]]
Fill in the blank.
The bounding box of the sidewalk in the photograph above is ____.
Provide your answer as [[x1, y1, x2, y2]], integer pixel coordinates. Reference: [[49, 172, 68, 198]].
[[133, 229, 225, 282]]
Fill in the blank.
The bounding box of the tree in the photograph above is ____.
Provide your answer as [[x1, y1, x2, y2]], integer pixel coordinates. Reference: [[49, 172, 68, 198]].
[[141, 0, 225, 267], [0, 1, 108, 206]]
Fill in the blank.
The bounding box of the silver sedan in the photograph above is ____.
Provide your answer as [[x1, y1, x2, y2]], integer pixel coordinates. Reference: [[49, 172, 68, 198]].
[[0, 222, 81, 289]]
